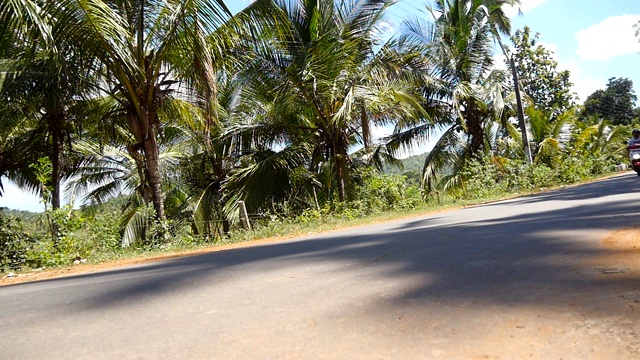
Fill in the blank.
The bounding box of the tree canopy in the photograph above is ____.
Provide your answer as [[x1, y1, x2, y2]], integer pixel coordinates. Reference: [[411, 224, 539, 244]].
[[582, 77, 637, 125], [509, 26, 576, 117]]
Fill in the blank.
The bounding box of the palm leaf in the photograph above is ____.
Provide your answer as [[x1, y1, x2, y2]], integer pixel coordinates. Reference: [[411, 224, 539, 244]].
[[120, 203, 154, 247]]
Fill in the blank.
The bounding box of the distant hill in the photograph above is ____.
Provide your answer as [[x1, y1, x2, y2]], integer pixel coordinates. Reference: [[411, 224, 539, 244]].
[[0, 208, 43, 231], [1, 208, 39, 217], [383, 152, 428, 184]]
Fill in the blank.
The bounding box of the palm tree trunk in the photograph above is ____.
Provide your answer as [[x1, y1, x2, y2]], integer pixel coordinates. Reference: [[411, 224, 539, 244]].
[[465, 101, 484, 154], [335, 154, 346, 203], [142, 134, 166, 221], [50, 128, 62, 210], [330, 133, 347, 203], [45, 112, 66, 247], [47, 113, 64, 210], [128, 107, 164, 220], [337, 172, 346, 202], [469, 119, 484, 154]]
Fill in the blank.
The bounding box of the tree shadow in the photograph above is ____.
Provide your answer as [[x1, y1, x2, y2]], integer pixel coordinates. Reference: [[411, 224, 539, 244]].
[[5, 175, 640, 321]]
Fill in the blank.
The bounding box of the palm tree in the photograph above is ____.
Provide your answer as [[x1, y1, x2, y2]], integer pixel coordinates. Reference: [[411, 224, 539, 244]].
[[225, 0, 426, 205], [389, 0, 520, 193], [0, 0, 100, 210], [0, 103, 47, 198], [429, 0, 518, 150], [523, 107, 569, 166], [571, 114, 628, 165], [70, 110, 201, 246], [176, 78, 237, 237], [31, 0, 233, 221]]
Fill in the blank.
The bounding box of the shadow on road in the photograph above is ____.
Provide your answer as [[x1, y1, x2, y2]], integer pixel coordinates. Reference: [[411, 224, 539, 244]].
[[9, 174, 640, 319]]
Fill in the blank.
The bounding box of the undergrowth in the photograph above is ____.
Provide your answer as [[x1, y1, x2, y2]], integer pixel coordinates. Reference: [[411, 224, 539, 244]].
[[1, 155, 621, 274]]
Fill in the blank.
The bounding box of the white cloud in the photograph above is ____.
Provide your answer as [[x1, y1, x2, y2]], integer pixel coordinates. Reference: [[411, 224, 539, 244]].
[[559, 60, 603, 102], [503, 0, 548, 18], [575, 14, 640, 61]]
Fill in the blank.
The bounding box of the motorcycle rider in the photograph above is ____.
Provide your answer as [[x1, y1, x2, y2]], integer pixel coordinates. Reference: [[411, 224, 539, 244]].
[[627, 129, 640, 175], [629, 129, 640, 147]]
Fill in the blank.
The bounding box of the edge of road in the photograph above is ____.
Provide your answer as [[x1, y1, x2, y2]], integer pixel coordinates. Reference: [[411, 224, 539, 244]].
[[1, 170, 635, 287]]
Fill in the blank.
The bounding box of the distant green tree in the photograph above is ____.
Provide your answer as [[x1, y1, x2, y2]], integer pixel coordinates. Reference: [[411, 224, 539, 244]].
[[582, 77, 637, 125], [509, 26, 576, 117]]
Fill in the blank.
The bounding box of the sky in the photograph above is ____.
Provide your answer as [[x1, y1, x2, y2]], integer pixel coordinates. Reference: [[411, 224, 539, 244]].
[[2, 0, 640, 211]]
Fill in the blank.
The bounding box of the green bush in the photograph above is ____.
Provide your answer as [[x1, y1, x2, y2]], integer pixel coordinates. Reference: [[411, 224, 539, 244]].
[[352, 167, 422, 212], [462, 157, 502, 198], [461, 153, 614, 200], [0, 215, 38, 271]]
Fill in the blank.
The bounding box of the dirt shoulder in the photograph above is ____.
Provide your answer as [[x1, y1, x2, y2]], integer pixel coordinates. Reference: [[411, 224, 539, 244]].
[[0, 204, 461, 287], [0, 235, 299, 286]]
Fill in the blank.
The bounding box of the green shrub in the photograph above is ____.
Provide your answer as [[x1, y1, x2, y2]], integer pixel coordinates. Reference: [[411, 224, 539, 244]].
[[0, 215, 37, 271], [352, 167, 422, 212], [461, 153, 615, 200]]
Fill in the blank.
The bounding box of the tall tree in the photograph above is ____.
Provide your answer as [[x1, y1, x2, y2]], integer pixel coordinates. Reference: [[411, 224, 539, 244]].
[[582, 77, 637, 125], [0, 0, 99, 210], [390, 0, 520, 192], [43, 0, 232, 220], [226, 0, 426, 205], [509, 26, 576, 118]]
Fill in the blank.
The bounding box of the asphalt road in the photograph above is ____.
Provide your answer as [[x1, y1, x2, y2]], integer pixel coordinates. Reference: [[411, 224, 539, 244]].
[[2, 173, 640, 359]]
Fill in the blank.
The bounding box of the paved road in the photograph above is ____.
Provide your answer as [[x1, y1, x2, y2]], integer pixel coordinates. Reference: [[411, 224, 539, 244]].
[[2, 174, 640, 359]]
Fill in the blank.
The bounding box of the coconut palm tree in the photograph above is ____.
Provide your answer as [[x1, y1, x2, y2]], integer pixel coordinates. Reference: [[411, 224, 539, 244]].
[[224, 0, 427, 206], [571, 114, 628, 165], [523, 106, 568, 166], [0, 0, 100, 210], [388, 0, 520, 193], [69, 107, 200, 246], [26, 0, 233, 221]]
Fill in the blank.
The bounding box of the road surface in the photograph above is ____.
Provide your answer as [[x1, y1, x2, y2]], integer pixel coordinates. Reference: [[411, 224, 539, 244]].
[[2, 174, 640, 359]]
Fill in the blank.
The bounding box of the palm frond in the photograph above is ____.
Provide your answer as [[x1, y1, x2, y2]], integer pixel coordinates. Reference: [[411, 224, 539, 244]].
[[120, 203, 154, 247]]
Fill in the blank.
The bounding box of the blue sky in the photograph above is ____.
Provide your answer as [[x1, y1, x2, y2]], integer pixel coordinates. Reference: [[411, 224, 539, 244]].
[[500, 0, 640, 101], [2, 0, 640, 211]]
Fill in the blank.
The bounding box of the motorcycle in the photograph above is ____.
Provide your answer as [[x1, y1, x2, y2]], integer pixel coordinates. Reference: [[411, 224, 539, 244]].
[[628, 143, 640, 175]]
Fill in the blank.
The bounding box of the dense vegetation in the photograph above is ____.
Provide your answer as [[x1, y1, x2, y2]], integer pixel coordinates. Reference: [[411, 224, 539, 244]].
[[1, 0, 639, 273]]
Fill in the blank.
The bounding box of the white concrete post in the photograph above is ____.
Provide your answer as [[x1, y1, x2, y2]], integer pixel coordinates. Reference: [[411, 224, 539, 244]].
[[238, 200, 251, 230]]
